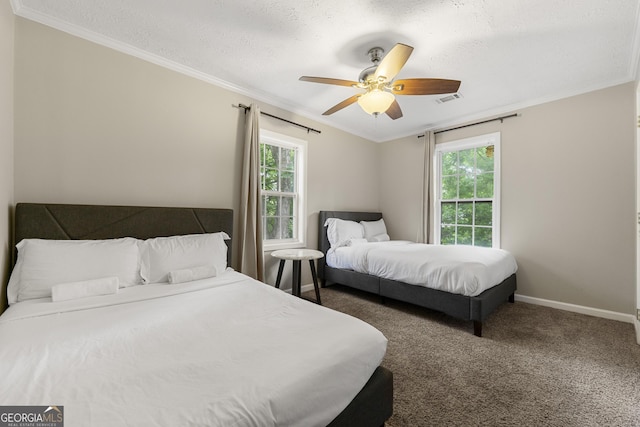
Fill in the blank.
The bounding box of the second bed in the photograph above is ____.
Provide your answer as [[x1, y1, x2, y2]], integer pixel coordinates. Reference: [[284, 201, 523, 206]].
[[318, 211, 518, 337]]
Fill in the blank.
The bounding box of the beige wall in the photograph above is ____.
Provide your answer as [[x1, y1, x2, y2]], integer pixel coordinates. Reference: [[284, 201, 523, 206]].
[[636, 82, 640, 326], [381, 83, 637, 315], [13, 18, 379, 289], [0, 2, 15, 311], [378, 134, 425, 242]]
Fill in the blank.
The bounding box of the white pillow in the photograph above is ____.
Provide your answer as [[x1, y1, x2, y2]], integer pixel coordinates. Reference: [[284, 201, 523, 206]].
[[8, 237, 141, 304], [140, 232, 229, 284], [361, 218, 387, 241], [324, 218, 364, 248]]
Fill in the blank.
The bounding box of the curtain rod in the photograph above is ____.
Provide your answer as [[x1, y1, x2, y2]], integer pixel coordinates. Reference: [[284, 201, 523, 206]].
[[417, 113, 519, 138], [234, 103, 321, 134]]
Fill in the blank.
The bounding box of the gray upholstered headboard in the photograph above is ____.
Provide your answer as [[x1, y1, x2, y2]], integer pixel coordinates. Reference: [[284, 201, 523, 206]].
[[317, 211, 383, 277], [12, 203, 234, 268]]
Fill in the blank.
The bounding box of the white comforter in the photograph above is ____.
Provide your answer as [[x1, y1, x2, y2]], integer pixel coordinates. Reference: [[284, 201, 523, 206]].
[[327, 241, 517, 297], [0, 270, 387, 427]]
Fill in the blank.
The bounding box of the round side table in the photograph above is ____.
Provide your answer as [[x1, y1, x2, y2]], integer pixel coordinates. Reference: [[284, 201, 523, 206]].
[[271, 249, 324, 304]]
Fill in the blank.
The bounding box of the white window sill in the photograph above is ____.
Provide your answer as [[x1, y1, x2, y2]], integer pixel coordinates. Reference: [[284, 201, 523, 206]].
[[263, 240, 307, 252]]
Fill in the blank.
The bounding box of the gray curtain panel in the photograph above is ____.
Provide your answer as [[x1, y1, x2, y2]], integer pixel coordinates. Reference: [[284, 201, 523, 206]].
[[421, 130, 435, 244], [238, 104, 265, 281]]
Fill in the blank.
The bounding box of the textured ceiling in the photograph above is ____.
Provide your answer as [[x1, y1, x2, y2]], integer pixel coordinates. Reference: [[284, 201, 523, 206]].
[[11, 0, 640, 142]]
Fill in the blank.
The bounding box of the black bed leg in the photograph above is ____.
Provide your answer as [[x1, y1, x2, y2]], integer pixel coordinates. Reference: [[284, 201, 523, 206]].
[[508, 293, 515, 303], [473, 321, 482, 337]]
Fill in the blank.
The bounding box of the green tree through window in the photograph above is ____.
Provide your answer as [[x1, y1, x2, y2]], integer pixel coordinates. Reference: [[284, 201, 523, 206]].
[[259, 130, 307, 249], [260, 143, 297, 240], [435, 133, 500, 248]]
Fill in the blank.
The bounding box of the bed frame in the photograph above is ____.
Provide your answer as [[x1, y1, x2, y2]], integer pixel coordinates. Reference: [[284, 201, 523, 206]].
[[318, 210, 517, 337], [10, 203, 393, 427]]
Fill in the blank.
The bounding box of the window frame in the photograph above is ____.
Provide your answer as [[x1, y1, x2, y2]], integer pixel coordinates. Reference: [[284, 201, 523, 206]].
[[260, 129, 307, 251], [433, 132, 501, 248]]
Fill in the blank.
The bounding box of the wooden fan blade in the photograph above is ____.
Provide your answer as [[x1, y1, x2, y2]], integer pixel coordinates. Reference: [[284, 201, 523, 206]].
[[322, 94, 360, 115], [374, 43, 414, 82], [299, 76, 359, 87], [385, 99, 403, 120], [391, 78, 461, 95]]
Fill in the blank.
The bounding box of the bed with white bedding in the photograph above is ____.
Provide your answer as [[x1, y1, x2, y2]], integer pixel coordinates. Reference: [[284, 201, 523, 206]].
[[319, 211, 518, 337], [327, 240, 517, 297], [0, 203, 393, 427]]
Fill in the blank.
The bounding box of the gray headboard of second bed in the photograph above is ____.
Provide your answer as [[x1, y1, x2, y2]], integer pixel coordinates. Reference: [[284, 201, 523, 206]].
[[317, 210, 383, 277]]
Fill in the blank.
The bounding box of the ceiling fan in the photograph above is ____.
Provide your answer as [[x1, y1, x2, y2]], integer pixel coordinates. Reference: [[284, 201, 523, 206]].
[[299, 43, 461, 120]]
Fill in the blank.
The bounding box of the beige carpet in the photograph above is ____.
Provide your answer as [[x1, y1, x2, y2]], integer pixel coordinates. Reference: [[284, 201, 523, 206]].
[[311, 285, 640, 427]]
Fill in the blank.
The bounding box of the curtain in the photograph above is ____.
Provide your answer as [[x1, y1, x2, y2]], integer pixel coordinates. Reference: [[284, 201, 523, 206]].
[[238, 104, 264, 281], [420, 131, 436, 244]]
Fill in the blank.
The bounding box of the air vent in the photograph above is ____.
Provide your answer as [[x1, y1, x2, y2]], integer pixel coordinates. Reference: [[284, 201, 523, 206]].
[[436, 93, 463, 104]]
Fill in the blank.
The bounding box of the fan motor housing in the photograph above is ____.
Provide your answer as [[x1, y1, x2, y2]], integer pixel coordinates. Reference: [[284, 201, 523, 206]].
[[359, 47, 384, 83], [359, 65, 378, 83]]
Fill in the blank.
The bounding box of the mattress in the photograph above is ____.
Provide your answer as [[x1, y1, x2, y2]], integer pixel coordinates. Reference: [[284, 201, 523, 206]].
[[0, 269, 387, 427], [327, 241, 518, 297]]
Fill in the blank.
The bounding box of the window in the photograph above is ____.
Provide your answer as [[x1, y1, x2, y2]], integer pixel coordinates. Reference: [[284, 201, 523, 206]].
[[434, 132, 501, 248], [260, 130, 307, 249]]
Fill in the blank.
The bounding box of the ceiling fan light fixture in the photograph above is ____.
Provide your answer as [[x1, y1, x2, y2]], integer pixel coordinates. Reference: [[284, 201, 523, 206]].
[[358, 90, 395, 115], [299, 43, 461, 121]]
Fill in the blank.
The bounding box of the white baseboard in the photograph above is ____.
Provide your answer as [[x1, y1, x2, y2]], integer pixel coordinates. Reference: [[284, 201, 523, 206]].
[[300, 283, 315, 294], [515, 294, 636, 324]]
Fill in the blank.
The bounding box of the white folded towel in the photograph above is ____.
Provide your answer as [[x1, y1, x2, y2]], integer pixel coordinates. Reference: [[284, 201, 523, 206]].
[[168, 265, 218, 284], [347, 238, 369, 246], [51, 277, 120, 302], [370, 233, 390, 242]]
